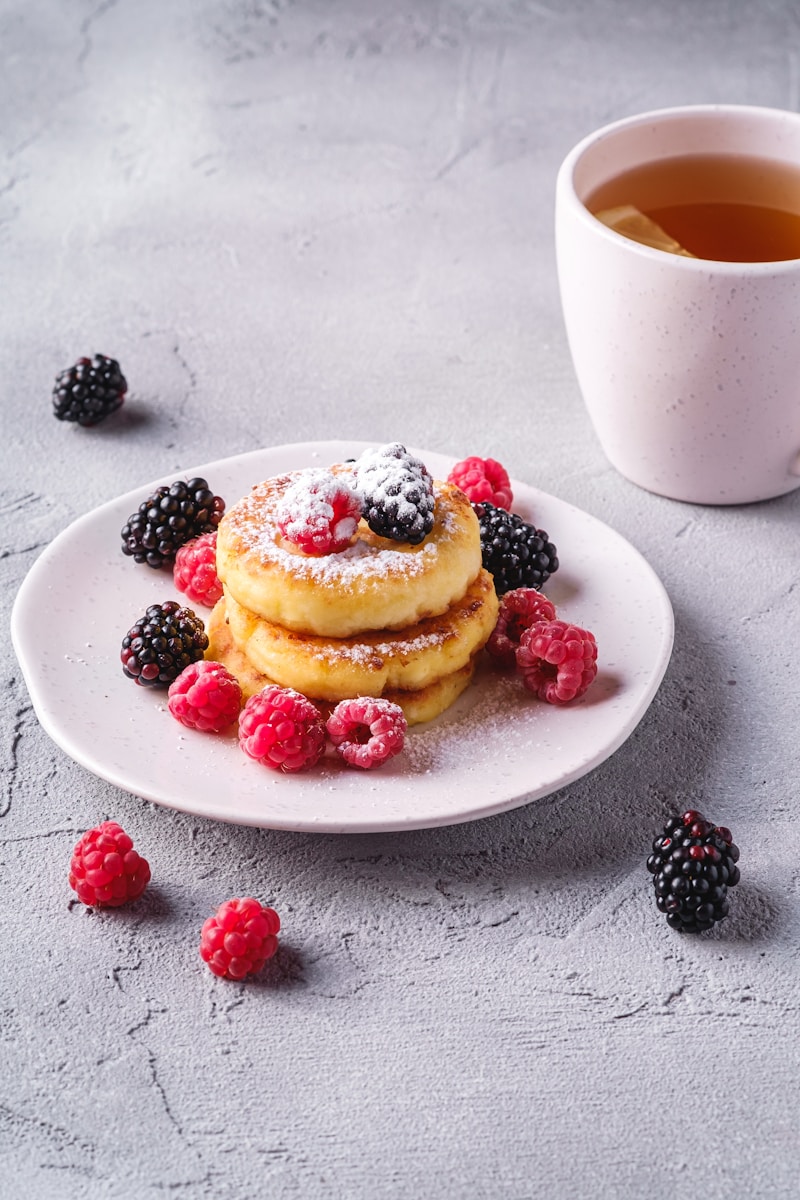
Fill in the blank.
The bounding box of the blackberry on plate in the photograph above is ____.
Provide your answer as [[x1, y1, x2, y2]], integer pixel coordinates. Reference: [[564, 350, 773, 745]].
[[647, 809, 741, 933], [355, 442, 435, 544], [52, 354, 127, 426], [121, 477, 225, 569], [120, 600, 208, 687], [474, 502, 559, 595]]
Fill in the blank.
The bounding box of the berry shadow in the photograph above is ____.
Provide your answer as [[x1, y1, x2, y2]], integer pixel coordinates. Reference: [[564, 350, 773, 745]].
[[247, 942, 305, 990], [709, 880, 782, 943], [66, 402, 155, 434]]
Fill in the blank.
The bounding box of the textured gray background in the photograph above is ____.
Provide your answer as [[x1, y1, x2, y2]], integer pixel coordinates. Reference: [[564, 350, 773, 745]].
[[3, 1, 800, 1197]]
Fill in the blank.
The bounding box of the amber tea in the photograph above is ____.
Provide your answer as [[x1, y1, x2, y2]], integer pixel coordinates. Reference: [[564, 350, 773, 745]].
[[587, 152, 800, 262]]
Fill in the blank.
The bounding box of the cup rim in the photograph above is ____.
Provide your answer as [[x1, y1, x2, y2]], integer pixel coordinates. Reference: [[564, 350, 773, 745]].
[[556, 103, 800, 273]]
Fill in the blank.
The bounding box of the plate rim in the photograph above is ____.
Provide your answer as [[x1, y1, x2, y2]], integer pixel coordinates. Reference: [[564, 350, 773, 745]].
[[11, 440, 675, 833]]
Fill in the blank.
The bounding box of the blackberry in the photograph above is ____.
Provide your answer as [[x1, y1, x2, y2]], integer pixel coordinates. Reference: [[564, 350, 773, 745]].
[[474, 502, 559, 595], [121, 477, 225, 569], [120, 601, 208, 687], [355, 443, 435, 544], [52, 354, 127, 426], [647, 809, 741, 933]]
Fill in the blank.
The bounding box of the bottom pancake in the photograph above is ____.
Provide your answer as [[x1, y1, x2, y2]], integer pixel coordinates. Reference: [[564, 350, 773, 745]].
[[222, 568, 498, 701], [206, 597, 476, 725]]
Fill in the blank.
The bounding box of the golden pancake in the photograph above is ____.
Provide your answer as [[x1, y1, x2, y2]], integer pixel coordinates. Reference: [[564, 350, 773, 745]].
[[221, 568, 498, 701], [205, 597, 476, 726], [216, 467, 482, 637]]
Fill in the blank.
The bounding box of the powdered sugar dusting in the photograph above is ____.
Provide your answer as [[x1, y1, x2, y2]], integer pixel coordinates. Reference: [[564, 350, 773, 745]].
[[401, 665, 539, 774], [230, 469, 459, 587], [275, 468, 360, 554]]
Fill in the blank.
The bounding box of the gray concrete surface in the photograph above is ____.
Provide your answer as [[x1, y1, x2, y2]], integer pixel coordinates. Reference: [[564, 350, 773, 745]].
[[3, 1, 800, 1196]]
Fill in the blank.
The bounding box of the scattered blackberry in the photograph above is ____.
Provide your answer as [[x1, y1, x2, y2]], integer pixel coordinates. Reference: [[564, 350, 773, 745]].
[[52, 354, 127, 426], [120, 601, 208, 687], [121, 477, 225, 569], [474, 502, 559, 595], [647, 809, 741, 933], [355, 443, 435, 544]]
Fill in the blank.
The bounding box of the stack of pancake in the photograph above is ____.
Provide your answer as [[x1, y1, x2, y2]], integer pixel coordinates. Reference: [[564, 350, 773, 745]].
[[207, 461, 499, 724]]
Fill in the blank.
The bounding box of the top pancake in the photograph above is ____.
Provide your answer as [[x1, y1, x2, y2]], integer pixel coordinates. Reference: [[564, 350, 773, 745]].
[[216, 467, 482, 637]]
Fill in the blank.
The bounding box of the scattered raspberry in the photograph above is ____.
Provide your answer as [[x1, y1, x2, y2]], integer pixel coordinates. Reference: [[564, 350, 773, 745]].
[[516, 619, 597, 705], [448, 456, 513, 509], [173, 532, 222, 607], [326, 696, 407, 769], [199, 897, 281, 980], [68, 821, 151, 907], [168, 660, 242, 733], [239, 685, 326, 772], [276, 469, 361, 555], [486, 587, 557, 666]]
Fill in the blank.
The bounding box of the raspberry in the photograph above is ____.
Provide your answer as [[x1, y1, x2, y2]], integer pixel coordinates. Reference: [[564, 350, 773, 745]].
[[52, 354, 127, 426], [326, 696, 407, 769], [239, 685, 326, 772], [486, 587, 557, 666], [355, 443, 435, 544], [121, 477, 225, 570], [168, 660, 242, 732], [647, 810, 741, 933], [68, 821, 151, 907], [120, 601, 208, 687], [448, 456, 513, 509], [173, 532, 222, 606], [275, 469, 361, 555], [199, 897, 280, 980], [474, 502, 559, 595], [516, 619, 597, 704]]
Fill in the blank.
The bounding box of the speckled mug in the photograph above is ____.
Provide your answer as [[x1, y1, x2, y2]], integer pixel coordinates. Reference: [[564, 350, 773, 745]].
[[555, 104, 800, 505]]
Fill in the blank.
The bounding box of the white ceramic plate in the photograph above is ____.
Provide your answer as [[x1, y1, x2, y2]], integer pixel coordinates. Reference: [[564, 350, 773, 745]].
[[11, 441, 674, 833]]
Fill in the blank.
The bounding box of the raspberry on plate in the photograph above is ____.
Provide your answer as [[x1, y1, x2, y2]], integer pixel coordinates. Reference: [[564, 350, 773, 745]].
[[647, 810, 741, 933], [448, 455, 513, 509], [326, 696, 407, 769], [69, 821, 151, 907], [239, 685, 326, 772], [516, 618, 597, 704], [276, 469, 361, 555], [486, 587, 557, 666], [173, 532, 222, 607], [200, 897, 281, 980], [168, 660, 242, 732]]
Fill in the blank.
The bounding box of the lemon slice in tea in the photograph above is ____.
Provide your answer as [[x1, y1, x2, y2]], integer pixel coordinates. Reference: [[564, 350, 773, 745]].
[[594, 205, 696, 257]]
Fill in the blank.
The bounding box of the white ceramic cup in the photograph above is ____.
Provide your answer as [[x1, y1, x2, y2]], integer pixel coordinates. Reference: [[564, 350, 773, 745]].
[[555, 104, 800, 504]]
